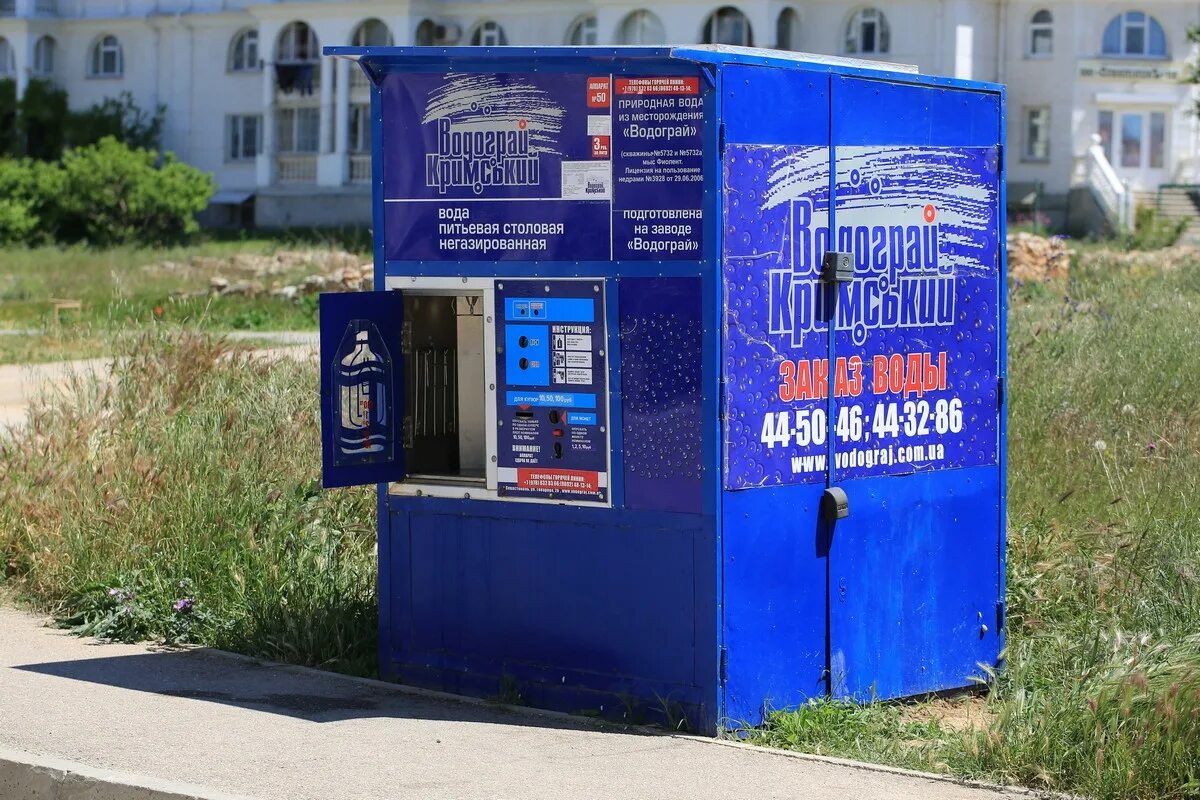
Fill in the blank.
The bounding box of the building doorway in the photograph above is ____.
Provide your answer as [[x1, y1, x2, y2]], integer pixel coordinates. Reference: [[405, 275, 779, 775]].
[[1098, 108, 1168, 191]]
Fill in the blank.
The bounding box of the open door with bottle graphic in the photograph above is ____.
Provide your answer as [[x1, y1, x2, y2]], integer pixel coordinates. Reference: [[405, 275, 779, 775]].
[[320, 291, 406, 488]]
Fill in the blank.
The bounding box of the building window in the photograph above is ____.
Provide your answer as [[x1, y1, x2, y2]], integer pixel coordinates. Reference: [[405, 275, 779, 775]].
[[617, 10, 665, 45], [844, 8, 890, 55], [89, 34, 123, 77], [353, 19, 393, 47], [0, 37, 13, 77], [228, 29, 259, 72], [776, 8, 800, 50], [350, 104, 372, 153], [227, 114, 261, 161], [1102, 109, 1166, 169], [277, 107, 320, 153], [471, 21, 508, 46], [415, 19, 438, 46], [32, 35, 55, 75], [566, 15, 597, 45], [1101, 11, 1167, 58], [277, 21, 319, 63], [1028, 10, 1052, 56], [1023, 107, 1050, 161], [703, 7, 753, 46]]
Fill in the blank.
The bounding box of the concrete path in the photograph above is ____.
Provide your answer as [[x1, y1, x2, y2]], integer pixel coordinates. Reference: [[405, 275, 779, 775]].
[[0, 610, 1025, 800]]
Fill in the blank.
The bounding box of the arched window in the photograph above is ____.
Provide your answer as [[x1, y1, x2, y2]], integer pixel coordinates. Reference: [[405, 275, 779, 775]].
[[352, 18, 393, 47], [617, 10, 665, 45], [703, 7, 753, 46], [33, 35, 56, 75], [566, 14, 598, 45], [1101, 11, 1167, 57], [0, 38, 13, 77], [415, 19, 438, 45], [228, 28, 259, 72], [277, 21, 319, 63], [471, 21, 508, 46], [844, 8, 889, 55], [1028, 10, 1052, 56], [89, 34, 124, 77], [776, 8, 800, 50]]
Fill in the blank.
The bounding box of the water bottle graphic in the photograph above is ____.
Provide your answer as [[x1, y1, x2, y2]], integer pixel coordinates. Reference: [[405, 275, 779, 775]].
[[333, 319, 393, 466]]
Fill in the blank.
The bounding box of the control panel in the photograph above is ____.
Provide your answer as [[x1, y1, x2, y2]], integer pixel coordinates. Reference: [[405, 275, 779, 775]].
[[495, 280, 609, 504]]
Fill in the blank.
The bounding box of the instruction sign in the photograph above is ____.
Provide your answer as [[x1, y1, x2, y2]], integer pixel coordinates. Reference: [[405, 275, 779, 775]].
[[380, 71, 705, 262], [495, 280, 609, 503]]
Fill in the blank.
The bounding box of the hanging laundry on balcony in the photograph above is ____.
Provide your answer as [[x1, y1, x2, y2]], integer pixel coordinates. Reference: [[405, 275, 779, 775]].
[[275, 63, 315, 95]]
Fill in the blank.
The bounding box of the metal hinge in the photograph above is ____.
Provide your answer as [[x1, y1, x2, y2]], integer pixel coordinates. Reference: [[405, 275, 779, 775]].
[[718, 123, 726, 155], [997, 375, 1006, 409], [719, 646, 729, 684], [996, 599, 1006, 632]]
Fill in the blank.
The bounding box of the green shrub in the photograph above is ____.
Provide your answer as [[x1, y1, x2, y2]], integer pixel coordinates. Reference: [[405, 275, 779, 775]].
[[18, 78, 69, 161], [1120, 205, 1187, 250], [55, 137, 214, 246], [0, 159, 43, 245], [0, 137, 214, 247], [64, 91, 166, 151]]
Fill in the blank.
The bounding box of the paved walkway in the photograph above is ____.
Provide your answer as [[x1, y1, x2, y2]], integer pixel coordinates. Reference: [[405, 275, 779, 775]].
[[0, 609, 1024, 800]]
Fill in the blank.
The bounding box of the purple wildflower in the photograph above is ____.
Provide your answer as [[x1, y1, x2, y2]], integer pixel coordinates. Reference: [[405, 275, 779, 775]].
[[173, 598, 194, 614], [1146, 442, 1157, 452], [107, 588, 121, 597]]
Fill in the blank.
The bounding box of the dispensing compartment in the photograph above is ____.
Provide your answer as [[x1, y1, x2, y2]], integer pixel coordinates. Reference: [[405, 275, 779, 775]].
[[400, 289, 490, 486]]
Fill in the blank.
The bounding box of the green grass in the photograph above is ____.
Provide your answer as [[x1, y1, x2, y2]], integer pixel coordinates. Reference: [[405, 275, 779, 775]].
[[745, 249, 1200, 799], [0, 237, 369, 342], [0, 329, 377, 675], [2, 241, 1199, 797]]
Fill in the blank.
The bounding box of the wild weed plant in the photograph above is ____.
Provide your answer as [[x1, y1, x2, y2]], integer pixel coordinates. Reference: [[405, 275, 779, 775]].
[[0, 328, 377, 674]]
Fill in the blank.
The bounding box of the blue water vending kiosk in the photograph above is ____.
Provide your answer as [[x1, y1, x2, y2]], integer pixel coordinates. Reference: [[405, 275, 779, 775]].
[[319, 45, 1006, 733]]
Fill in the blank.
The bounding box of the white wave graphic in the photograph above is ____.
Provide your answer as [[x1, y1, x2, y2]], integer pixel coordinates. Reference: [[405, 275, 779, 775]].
[[423, 74, 564, 156]]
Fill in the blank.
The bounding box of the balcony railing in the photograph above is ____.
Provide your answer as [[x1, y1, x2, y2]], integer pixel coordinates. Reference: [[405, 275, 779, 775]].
[[276, 154, 317, 183], [35, 0, 56, 14], [349, 154, 371, 183]]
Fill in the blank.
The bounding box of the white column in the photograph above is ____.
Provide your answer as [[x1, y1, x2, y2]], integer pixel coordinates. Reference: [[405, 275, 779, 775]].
[[318, 56, 333, 153], [14, 36, 29, 100], [318, 57, 351, 186], [334, 58, 350, 157], [256, 62, 275, 187]]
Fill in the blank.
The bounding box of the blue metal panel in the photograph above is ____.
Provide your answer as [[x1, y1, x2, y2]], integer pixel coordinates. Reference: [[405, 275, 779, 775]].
[[722, 483, 828, 725], [385, 497, 718, 731], [826, 76, 1004, 700], [618, 277, 704, 514], [719, 66, 833, 726], [827, 466, 1003, 699]]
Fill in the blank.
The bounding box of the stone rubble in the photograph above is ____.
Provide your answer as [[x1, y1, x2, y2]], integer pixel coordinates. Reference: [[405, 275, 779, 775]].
[[1007, 232, 1072, 284], [151, 250, 374, 301]]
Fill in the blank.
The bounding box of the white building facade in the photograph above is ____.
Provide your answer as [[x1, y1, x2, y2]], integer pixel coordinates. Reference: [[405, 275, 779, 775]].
[[1, 0, 1197, 229]]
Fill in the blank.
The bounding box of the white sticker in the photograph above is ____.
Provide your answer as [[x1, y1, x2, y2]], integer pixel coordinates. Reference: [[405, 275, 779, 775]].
[[561, 161, 611, 200], [566, 368, 593, 385], [565, 351, 593, 368], [587, 115, 612, 137], [564, 334, 592, 351]]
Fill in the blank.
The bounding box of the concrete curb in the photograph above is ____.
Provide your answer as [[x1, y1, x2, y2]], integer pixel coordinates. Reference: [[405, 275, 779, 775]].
[[0, 746, 259, 800]]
